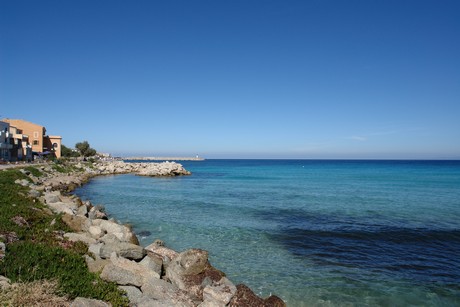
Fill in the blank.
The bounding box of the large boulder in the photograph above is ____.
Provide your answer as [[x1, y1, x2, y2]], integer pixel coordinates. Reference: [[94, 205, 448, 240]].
[[88, 206, 108, 220], [228, 284, 286, 307], [165, 249, 226, 301], [141, 277, 195, 306], [88, 243, 104, 259], [145, 240, 179, 265], [140, 252, 163, 277], [100, 241, 145, 260], [76, 204, 88, 217], [84, 255, 110, 273], [100, 263, 143, 287], [201, 277, 237, 306], [100, 253, 160, 287], [118, 285, 145, 305], [47, 202, 76, 215], [88, 225, 104, 239], [62, 214, 91, 232], [44, 191, 61, 204], [64, 232, 97, 246], [95, 220, 139, 244]]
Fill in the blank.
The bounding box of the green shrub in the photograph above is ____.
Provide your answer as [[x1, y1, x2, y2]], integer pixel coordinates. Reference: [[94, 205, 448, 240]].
[[24, 166, 43, 177], [0, 242, 128, 306], [0, 168, 128, 306], [52, 164, 67, 173], [0, 170, 70, 243]]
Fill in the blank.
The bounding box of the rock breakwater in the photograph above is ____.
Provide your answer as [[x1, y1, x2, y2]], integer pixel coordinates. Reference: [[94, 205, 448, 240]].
[[96, 160, 191, 176], [5, 160, 285, 306]]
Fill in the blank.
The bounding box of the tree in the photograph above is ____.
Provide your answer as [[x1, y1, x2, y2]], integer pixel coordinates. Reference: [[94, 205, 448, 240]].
[[75, 141, 97, 157], [61, 144, 79, 157]]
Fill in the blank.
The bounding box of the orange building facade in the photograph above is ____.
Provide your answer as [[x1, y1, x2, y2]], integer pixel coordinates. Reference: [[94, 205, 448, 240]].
[[2, 119, 62, 158]]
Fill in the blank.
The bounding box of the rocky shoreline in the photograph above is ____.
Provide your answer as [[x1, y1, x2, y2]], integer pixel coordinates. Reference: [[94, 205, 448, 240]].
[[6, 160, 285, 306]]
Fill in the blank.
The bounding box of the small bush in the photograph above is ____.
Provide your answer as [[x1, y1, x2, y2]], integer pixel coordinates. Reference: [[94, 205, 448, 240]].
[[52, 164, 68, 173], [0, 241, 128, 306], [0, 170, 70, 243], [24, 166, 43, 177]]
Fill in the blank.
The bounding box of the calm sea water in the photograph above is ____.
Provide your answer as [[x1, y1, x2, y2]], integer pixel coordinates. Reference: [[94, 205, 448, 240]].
[[75, 160, 460, 306]]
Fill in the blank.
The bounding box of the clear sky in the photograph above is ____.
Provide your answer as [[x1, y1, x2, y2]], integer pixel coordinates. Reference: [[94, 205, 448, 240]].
[[1, 0, 459, 159]]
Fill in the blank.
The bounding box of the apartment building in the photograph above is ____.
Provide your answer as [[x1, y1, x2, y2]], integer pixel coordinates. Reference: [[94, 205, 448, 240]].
[[0, 121, 13, 161], [0, 120, 33, 161], [1, 119, 62, 159]]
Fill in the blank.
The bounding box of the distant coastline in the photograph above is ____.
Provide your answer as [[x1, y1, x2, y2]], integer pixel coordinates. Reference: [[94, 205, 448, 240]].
[[123, 156, 205, 161]]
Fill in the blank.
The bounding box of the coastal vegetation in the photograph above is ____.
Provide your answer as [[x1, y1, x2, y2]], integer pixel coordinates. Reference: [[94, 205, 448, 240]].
[[0, 163, 128, 306], [60, 144, 80, 158], [61, 141, 97, 158], [75, 141, 97, 157]]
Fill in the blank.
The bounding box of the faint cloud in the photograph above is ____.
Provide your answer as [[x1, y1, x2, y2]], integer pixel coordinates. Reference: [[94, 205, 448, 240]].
[[346, 129, 402, 142], [347, 136, 367, 141]]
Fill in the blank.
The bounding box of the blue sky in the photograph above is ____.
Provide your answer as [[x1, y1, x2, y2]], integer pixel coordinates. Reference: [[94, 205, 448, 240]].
[[1, 0, 459, 158]]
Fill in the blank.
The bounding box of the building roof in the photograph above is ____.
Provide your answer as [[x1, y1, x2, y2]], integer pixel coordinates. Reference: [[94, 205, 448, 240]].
[[1, 118, 45, 128]]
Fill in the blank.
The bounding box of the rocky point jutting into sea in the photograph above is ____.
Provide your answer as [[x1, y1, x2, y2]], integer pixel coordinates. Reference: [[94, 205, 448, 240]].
[[6, 160, 285, 306]]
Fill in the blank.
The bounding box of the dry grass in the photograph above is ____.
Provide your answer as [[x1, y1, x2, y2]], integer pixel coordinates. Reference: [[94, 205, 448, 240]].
[[0, 279, 70, 306]]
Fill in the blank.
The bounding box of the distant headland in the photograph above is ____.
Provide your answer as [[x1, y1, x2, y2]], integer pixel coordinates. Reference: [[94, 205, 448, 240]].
[[123, 156, 205, 161]]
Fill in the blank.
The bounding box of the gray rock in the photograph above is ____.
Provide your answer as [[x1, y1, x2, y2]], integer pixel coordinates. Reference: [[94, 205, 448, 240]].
[[84, 255, 110, 273], [64, 232, 97, 245], [47, 201, 76, 215], [98, 233, 116, 244], [20, 169, 30, 175], [100, 253, 160, 287], [100, 241, 145, 260], [145, 241, 179, 264], [202, 277, 236, 306], [70, 297, 110, 307], [118, 285, 144, 305], [100, 263, 144, 287], [228, 284, 286, 307], [165, 249, 210, 301], [137, 297, 167, 307], [88, 225, 104, 239], [165, 248, 208, 292], [141, 277, 194, 306], [62, 214, 91, 232], [44, 192, 61, 204], [76, 204, 88, 216], [88, 207, 107, 220], [97, 220, 138, 244], [165, 249, 226, 302], [140, 252, 163, 277], [28, 189, 41, 198], [88, 243, 103, 259], [15, 179, 30, 187]]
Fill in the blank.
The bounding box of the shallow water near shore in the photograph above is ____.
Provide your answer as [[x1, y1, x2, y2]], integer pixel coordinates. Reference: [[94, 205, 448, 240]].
[[75, 160, 460, 306]]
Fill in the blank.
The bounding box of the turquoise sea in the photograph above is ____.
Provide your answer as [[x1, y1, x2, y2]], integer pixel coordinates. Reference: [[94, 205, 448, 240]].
[[75, 160, 460, 306]]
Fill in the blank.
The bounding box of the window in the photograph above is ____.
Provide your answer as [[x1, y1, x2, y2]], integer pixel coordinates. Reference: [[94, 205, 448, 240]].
[[33, 140, 39, 145], [53, 143, 59, 148], [33, 131, 39, 138]]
